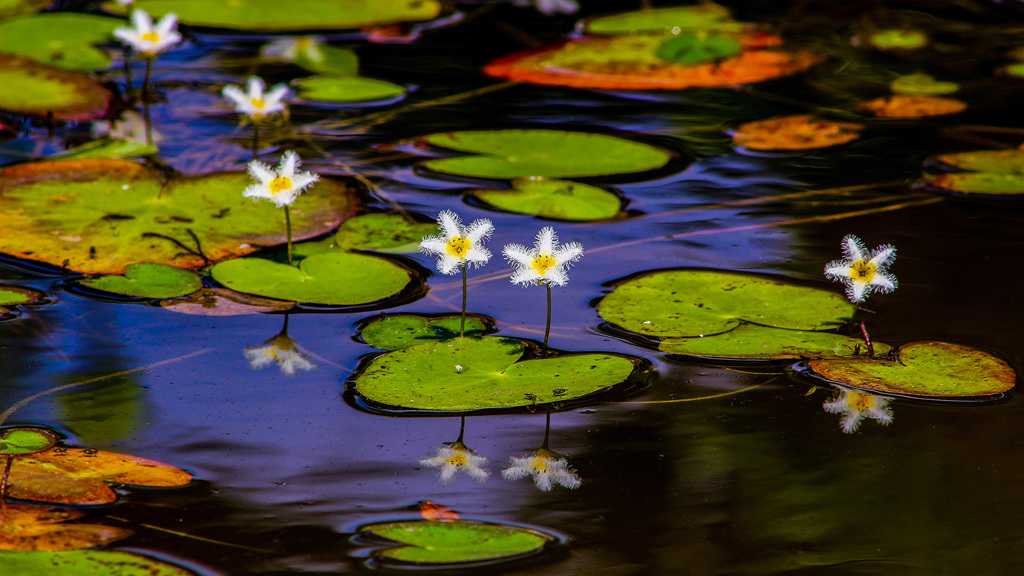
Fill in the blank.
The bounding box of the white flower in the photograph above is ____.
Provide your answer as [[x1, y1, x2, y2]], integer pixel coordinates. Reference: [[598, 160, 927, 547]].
[[244, 151, 319, 208], [502, 226, 583, 287], [260, 36, 324, 64], [244, 333, 315, 376], [113, 9, 181, 57], [824, 234, 897, 304], [420, 441, 489, 485], [418, 210, 494, 274], [513, 0, 580, 15], [823, 386, 893, 433], [222, 76, 289, 120], [502, 448, 581, 491], [91, 110, 161, 145]]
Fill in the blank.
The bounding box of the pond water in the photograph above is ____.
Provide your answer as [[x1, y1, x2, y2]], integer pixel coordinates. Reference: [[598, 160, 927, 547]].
[[3, 0, 1024, 574]]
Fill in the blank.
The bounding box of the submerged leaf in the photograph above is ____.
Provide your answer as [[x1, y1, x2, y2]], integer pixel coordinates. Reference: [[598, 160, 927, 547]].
[[77, 263, 203, 299], [660, 323, 889, 361], [160, 287, 294, 316], [359, 314, 490, 350], [0, 53, 112, 120], [360, 520, 553, 566], [731, 115, 864, 150], [857, 95, 966, 118], [0, 505, 132, 551], [472, 178, 621, 221]]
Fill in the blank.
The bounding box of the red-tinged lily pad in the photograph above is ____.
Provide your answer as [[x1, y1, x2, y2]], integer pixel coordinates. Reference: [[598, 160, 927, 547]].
[[0, 504, 133, 551], [800, 341, 1015, 399], [0, 158, 358, 274], [0, 284, 45, 314], [160, 287, 294, 316], [6, 446, 192, 505], [857, 95, 966, 118], [0, 53, 112, 121], [731, 115, 864, 151], [0, 428, 57, 455], [483, 33, 823, 91]]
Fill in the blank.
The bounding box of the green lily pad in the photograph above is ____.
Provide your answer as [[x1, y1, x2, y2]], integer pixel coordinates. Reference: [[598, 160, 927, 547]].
[[926, 149, 1024, 196], [0, 0, 48, 20], [104, 0, 442, 31], [0, 284, 43, 308], [933, 149, 1024, 173], [263, 42, 359, 76], [803, 341, 1016, 398], [294, 213, 437, 257], [868, 29, 928, 50], [77, 263, 202, 299], [350, 336, 640, 413], [0, 158, 357, 274], [0, 551, 193, 575], [295, 75, 406, 104], [0, 14, 121, 71], [57, 139, 158, 160], [583, 5, 740, 36], [471, 178, 621, 221], [660, 323, 890, 361], [655, 33, 741, 65], [599, 269, 854, 338], [0, 53, 112, 121], [359, 314, 491, 350], [360, 520, 553, 567], [420, 130, 672, 180], [890, 73, 958, 96], [0, 428, 57, 455], [210, 252, 414, 306]]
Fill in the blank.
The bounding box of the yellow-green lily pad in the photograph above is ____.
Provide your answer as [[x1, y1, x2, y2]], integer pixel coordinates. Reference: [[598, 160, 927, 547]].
[[295, 75, 406, 104], [0, 14, 121, 71], [0, 284, 44, 313], [926, 149, 1024, 196], [359, 520, 555, 567], [358, 314, 491, 349], [471, 178, 621, 221], [660, 323, 889, 361], [868, 29, 928, 50], [56, 139, 158, 160], [295, 213, 437, 256], [0, 551, 194, 575], [0, 53, 112, 121], [0, 428, 57, 455], [0, 0, 49, 20], [76, 263, 202, 299], [599, 269, 854, 338], [802, 341, 1016, 399], [582, 5, 740, 36], [890, 73, 958, 96]]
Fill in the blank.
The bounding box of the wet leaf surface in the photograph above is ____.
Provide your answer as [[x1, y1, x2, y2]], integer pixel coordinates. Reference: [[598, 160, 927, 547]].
[[0, 504, 132, 551], [359, 314, 490, 350], [0, 14, 121, 71], [660, 323, 890, 361], [359, 520, 553, 566], [77, 263, 203, 299], [471, 177, 621, 220], [0, 550, 194, 575], [0, 285, 44, 312], [0, 428, 56, 455], [731, 115, 864, 150], [0, 53, 112, 120]]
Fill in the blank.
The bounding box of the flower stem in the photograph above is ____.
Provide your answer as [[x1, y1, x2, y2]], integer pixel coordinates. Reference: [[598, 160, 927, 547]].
[[859, 322, 875, 357], [460, 264, 467, 338], [252, 123, 259, 162], [541, 410, 551, 450], [456, 416, 466, 443], [284, 205, 294, 265], [1, 455, 12, 508], [143, 58, 153, 146], [543, 282, 552, 350]]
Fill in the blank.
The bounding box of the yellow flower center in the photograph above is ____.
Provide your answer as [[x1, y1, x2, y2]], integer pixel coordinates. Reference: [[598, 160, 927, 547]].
[[268, 176, 292, 195], [531, 457, 547, 472], [141, 32, 160, 43], [850, 260, 876, 282], [847, 391, 874, 411], [531, 255, 557, 275], [447, 452, 467, 467], [251, 98, 266, 110], [446, 237, 471, 259]]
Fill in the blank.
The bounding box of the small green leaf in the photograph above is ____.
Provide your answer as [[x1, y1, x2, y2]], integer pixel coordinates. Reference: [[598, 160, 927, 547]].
[[472, 178, 621, 221], [78, 263, 202, 299], [359, 314, 490, 349], [421, 130, 672, 180], [0, 285, 43, 307], [211, 252, 414, 306], [660, 323, 889, 360], [890, 73, 958, 96], [360, 520, 554, 566], [599, 269, 854, 338], [655, 33, 741, 65], [804, 341, 1015, 398], [583, 5, 739, 36], [0, 551, 193, 575], [0, 14, 121, 71], [868, 29, 928, 50], [295, 75, 406, 104], [0, 428, 57, 455], [0, 53, 112, 121]]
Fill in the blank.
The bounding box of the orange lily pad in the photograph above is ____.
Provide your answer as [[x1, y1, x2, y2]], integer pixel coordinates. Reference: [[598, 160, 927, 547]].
[[731, 115, 865, 150], [857, 95, 966, 118], [483, 33, 823, 90], [0, 53, 112, 121], [0, 504, 132, 551], [6, 446, 192, 505], [420, 501, 460, 522]]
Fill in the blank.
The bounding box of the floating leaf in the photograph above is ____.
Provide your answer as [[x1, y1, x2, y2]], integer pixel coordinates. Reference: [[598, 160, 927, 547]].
[[6, 446, 192, 505], [801, 341, 1015, 398], [210, 252, 414, 306], [0, 0, 49, 20], [0, 14, 121, 71], [0, 53, 112, 121], [0, 284, 44, 313], [160, 287, 294, 316], [419, 129, 671, 180], [76, 263, 202, 299], [660, 323, 889, 361], [484, 34, 823, 91], [925, 149, 1024, 196], [471, 177, 621, 220], [655, 33, 741, 65], [329, 213, 437, 253], [0, 158, 357, 274], [0, 551, 193, 575], [731, 115, 864, 150], [56, 139, 158, 160], [0, 504, 132, 551], [420, 501, 460, 522], [359, 520, 553, 566], [359, 314, 490, 350], [0, 428, 57, 455], [599, 269, 853, 338], [105, 0, 442, 31], [350, 336, 640, 413], [295, 75, 405, 104], [582, 5, 740, 36], [857, 95, 966, 118], [932, 149, 1024, 173], [867, 29, 928, 50], [889, 73, 958, 96]]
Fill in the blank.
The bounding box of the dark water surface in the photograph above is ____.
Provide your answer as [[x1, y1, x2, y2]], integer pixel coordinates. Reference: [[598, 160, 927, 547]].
[[3, 0, 1024, 574]]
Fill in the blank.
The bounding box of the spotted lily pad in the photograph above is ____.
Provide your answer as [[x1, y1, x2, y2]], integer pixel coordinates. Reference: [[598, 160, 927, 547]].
[[349, 336, 642, 413], [358, 314, 491, 350], [471, 177, 621, 220], [0, 284, 44, 313], [925, 149, 1024, 196], [599, 269, 854, 338], [104, 0, 442, 31], [731, 115, 864, 151], [295, 75, 406, 104], [6, 446, 192, 505], [655, 33, 741, 65], [0, 504, 132, 551], [0, 428, 57, 455], [0, 53, 112, 121], [0, 551, 193, 575], [800, 341, 1015, 399], [582, 5, 740, 35], [0, 14, 121, 71], [359, 520, 554, 566], [0, 158, 357, 274], [419, 130, 671, 180], [660, 323, 889, 361], [210, 252, 414, 306], [76, 263, 202, 299]]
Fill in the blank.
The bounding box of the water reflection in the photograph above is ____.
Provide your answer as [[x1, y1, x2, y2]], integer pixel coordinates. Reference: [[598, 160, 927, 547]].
[[822, 385, 894, 433], [502, 411, 581, 491], [243, 314, 315, 376], [420, 416, 490, 485]]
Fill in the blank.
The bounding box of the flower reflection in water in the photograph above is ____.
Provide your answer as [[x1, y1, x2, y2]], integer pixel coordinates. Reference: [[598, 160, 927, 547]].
[[243, 315, 315, 376], [420, 417, 489, 485], [823, 386, 894, 433], [502, 411, 580, 491]]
